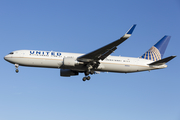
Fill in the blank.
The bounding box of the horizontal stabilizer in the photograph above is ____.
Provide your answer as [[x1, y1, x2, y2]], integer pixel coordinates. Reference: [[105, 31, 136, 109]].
[[148, 55, 176, 66]]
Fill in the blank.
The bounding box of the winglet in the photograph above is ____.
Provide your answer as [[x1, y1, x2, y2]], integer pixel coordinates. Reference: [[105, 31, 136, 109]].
[[123, 24, 136, 38], [126, 24, 137, 34]]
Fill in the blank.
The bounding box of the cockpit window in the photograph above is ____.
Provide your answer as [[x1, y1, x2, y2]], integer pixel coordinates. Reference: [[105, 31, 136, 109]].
[[9, 52, 14, 54]]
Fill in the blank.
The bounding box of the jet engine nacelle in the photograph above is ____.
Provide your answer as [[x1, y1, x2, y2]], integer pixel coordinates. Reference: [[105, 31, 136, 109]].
[[60, 69, 79, 77], [63, 57, 77, 66]]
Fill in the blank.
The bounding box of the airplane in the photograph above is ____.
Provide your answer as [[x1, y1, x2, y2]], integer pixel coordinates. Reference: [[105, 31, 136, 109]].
[[4, 24, 176, 81]]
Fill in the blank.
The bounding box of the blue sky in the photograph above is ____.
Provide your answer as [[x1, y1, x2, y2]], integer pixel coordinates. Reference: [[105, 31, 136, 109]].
[[0, 0, 180, 120]]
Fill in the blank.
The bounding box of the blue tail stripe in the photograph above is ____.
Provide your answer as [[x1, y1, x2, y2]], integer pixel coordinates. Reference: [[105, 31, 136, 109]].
[[154, 36, 170, 58]]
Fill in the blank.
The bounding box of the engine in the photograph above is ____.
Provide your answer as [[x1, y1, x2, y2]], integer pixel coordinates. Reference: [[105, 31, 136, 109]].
[[63, 57, 77, 66], [60, 69, 79, 77]]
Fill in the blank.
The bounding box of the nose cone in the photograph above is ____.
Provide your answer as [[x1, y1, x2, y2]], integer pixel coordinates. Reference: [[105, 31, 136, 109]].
[[4, 55, 12, 63], [4, 55, 8, 61]]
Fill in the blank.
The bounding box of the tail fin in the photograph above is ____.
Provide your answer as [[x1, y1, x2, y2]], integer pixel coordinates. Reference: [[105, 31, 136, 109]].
[[140, 36, 171, 61]]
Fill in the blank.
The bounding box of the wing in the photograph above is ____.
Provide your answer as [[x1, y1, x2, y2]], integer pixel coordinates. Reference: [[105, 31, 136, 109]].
[[77, 24, 136, 62]]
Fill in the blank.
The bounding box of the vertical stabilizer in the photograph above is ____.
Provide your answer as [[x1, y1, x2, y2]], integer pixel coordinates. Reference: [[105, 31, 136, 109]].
[[140, 36, 170, 61]]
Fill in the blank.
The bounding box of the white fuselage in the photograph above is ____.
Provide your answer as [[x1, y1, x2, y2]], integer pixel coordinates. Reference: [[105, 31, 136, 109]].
[[4, 50, 167, 73]]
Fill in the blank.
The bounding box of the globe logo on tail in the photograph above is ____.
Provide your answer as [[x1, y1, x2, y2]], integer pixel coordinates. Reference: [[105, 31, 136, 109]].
[[140, 36, 171, 61], [140, 46, 161, 61]]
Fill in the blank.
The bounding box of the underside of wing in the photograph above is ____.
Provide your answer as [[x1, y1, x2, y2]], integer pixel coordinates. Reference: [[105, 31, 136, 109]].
[[77, 24, 136, 62]]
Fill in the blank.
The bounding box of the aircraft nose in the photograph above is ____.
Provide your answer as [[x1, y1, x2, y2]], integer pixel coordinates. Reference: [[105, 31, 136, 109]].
[[4, 55, 7, 60], [4, 55, 11, 62]]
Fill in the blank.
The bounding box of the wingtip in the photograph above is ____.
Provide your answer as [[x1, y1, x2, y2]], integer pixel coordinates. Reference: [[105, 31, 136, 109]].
[[123, 24, 136, 38], [126, 24, 137, 35]]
